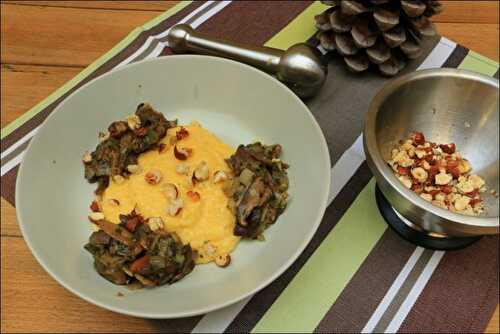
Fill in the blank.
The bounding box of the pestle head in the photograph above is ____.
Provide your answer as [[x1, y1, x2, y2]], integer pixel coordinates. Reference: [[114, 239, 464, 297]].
[[168, 24, 194, 53], [277, 43, 328, 98]]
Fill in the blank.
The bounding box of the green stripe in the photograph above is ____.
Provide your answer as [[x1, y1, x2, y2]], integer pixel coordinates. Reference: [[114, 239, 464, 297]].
[[0, 1, 192, 139], [264, 1, 327, 50], [252, 180, 387, 333], [458, 50, 499, 76]]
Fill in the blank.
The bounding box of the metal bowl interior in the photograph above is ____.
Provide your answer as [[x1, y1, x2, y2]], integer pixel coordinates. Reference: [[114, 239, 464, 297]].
[[365, 68, 499, 236]]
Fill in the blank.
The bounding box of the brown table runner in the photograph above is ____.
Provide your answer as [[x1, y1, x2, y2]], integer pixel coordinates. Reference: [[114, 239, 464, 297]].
[[1, 1, 498, 333]]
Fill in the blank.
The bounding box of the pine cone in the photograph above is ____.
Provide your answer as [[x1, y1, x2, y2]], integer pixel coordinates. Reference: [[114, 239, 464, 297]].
[[315, 0, 442, 76]]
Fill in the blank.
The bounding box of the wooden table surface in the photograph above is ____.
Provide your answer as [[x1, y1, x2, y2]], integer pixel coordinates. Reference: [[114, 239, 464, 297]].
[[1, 1, 499, 332]]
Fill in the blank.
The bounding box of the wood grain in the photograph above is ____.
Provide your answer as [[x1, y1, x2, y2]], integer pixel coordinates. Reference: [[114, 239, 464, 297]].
[[435, 1, 499, 23], [0, 4, 160, 67], [5, 0, 499, 23], [0, 236, 162, 333], [1, 64, 82, 128], [0, 198, 21, 237], [436, 22, 499, 61], [0, 1, 498, 333], [486, 306, 499, 334], [3, 1, 175, 11]]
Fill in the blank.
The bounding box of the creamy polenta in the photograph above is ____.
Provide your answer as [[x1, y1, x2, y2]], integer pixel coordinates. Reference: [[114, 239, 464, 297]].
[[99, 123, 240, 264]]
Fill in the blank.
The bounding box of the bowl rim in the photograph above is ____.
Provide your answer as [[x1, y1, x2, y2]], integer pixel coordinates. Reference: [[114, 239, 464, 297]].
[[15, 54, 331, 318], [365, 68, 499, 231]]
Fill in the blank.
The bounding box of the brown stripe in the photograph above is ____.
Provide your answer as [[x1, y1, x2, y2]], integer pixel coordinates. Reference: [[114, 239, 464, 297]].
[[159, 48, 174, 57], [494, 68, 499, 79], [225, 163, 373, 333], [314, 229, 416, 333], [197, 1, 313, 45], [442, 44, 469, 68], [399, 235, 499, 333], [0, 1, 206, 152], [1, 164, 19, 205], [372, 249, 434, 333]]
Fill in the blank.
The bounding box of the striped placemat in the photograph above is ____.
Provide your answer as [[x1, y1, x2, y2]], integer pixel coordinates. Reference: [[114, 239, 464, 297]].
[[1, 1, 498, 332]]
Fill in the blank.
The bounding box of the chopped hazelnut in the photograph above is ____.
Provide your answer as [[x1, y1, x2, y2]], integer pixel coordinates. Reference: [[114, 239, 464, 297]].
[[393, 150, 414, 167], [215, 254, 231, 268], [162, 183, 178, 200], [90, 200, 100, 212], [175, 163, 189, 175], [468, 175, 485, 189], [398, 175, 412, 189], [187, 190, 201, 201], [82, 151, 92, 163], [89, 212, 105, 222], [167, 198, 183, 216], [174, 145, 192, 160], [454, 195, 471, 211], [126, 114, 141, 130], [432, 200, 448, 209], [422, 160, 431, 170], [415, 149, 427, 159], [213, 170, 228, 183], [420, 193, 433, 202], [203, 241, 216, 257], [148, 217, 164, 231], [108, 199, 120, 207], [457, 178, 474, 194], [98, 131, 110, 142], [127, 164, 142, 174], [411, 167, 428, 183], [193, 161, 209, 182], [145, 170, 162, 185], [435, 172, 452, 185], [113, 175, 125, 184], [435, 193, 446, 202]]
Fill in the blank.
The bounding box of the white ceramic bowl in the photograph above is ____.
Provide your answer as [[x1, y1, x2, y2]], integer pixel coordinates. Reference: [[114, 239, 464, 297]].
[[16, 56, 330, 318]]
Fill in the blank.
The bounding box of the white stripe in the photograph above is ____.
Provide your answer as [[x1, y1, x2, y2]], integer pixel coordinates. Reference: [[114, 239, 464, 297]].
[[190, 0, 231, 29], [384, 251, 445, 333], [317, 45, 327, 55], [328, 134, 365, 204], [115, 1, 215, 69], [143, 42, 167, 61], [417, 37, 456, 70], [1, 126, 40, 159], [1, 151, 25, 176], [361, 247, 425, 333]]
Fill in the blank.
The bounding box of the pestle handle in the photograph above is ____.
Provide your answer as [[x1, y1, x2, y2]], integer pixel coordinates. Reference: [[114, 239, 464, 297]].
[[168, 24, 283, 74]]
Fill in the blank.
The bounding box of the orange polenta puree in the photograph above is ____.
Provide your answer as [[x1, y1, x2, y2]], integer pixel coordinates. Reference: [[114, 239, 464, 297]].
[[100, 123, 240, 264]]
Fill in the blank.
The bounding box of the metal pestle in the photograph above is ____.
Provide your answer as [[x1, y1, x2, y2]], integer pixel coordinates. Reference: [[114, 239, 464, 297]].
[[167, 24, 327, 98]]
